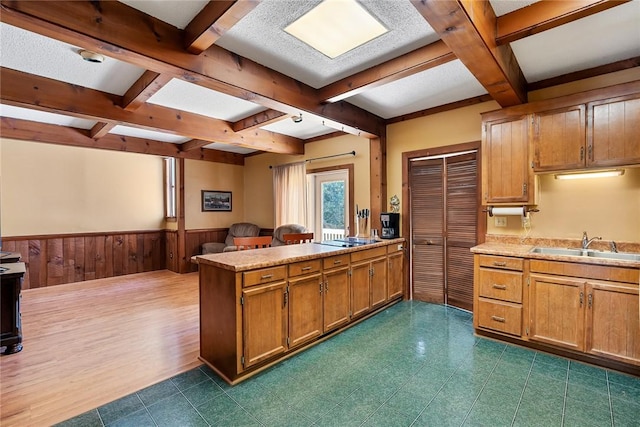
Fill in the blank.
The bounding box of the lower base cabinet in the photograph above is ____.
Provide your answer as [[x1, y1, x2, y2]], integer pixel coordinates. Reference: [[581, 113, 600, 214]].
[[475, 254, 640, 374], [529, 273, 585, 352], [200, 241, 405, 384], [242, 281, 288, 368]]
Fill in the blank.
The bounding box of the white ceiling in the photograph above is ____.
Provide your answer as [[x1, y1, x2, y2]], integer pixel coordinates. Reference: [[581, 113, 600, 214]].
[[1, 0, 639, 156]]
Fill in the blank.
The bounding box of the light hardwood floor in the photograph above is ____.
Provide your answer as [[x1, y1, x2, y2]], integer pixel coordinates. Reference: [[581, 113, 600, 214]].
[[0, 270, 201, 426]]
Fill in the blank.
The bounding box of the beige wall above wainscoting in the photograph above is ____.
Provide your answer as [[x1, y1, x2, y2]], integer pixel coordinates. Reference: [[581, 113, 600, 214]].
[[184, 159, 245, 230], [244, 134, 370, 229], [0, 138, 165, 236], [486, 167, 640, 242]]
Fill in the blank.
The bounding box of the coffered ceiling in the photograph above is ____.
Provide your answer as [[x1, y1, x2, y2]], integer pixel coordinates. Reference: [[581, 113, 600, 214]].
[[0, 0, 638, 163]]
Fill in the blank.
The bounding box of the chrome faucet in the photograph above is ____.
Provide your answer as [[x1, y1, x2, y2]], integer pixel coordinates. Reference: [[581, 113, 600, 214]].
[[582, 231, 602, 250]]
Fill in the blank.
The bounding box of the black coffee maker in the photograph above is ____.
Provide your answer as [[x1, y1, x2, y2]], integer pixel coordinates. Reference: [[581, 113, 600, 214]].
[[380, 212, 399, 239]]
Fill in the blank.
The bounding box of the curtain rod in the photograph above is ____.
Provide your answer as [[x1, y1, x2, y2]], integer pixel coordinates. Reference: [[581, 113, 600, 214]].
[[268, 150, 356, 169]]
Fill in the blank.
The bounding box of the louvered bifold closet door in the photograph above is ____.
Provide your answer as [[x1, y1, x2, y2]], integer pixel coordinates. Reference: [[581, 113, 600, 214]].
[[446, 153, 478, 311], [410, 159, 444, 303]]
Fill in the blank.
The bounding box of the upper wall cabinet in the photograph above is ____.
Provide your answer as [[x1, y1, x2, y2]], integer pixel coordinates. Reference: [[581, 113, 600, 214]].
[[531, 87, 640, 173], [533, 105, 586, 172], [589, 93, 640, 168], [482, 115, 536, 205]]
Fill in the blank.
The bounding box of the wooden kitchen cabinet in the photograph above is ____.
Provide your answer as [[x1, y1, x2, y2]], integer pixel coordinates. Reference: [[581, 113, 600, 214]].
[[585, 280, 640, 365], [322, 255, 350, 332], [241, 280, 288, 368], [288, 260, 323, 348], [199, 239, 405, 384], [481, 115, 535, 204], [474, 254, 525, 337], [387, 248, 404, 300], [589, 93, 640, 167], [529, 273, 585, 352], [350, 246, 387, 318], [533, 105, 585, 172], [288, 272, 323, 349]]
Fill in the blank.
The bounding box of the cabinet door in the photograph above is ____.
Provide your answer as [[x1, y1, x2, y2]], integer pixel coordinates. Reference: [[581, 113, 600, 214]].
[[387, 250, 404, 300], [370, 257, 388, 309], [529, 274, 585, 351], [482, 116, 533, 204], [323, 266, 350, 332], [242, 281, 287, 368], [533, 105, 585, 171], [288, 273, 323, 349], [589, 94, 640, 167], [585, 281, 640, 365], [351, 261, 371, 318]]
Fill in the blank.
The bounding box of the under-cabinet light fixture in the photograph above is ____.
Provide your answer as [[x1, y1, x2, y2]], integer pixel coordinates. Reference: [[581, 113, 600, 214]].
[[284, 0, 388, 59], [554, 169, 625, 180]]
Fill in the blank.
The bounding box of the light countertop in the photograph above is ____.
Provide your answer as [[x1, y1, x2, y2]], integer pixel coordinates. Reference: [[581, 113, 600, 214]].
[[194, 238, 405, 272]]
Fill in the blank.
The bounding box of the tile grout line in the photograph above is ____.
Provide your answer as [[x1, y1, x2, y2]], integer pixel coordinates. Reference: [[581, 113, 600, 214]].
[[457, 343, 508, 427], [171, 377, 215, 427], [605, 370, 614, 427], [560, 359, 570, 427], [509, 352, 536, 427]]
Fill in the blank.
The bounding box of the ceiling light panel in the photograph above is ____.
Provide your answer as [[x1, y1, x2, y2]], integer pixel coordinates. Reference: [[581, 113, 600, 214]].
[[202, 142, 257, 154], [216, 0, 438, 88], [0, 104, 97, 130], [146, 79, 267, 122], [262, 117, 336, 139], [285, 0, 388, 59], [0, 23, 145, 96]]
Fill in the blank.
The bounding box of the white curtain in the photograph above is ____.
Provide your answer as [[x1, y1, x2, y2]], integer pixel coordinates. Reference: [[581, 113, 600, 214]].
[[273, 161, 307, 227]]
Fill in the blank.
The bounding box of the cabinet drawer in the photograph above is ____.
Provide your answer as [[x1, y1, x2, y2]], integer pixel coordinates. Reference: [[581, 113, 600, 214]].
[[289, 259, 321, 277], [351, 246, 386, 263], [323, 254, 349, 270], [243, 266, 286, 287], [477, 298, 522, 336], [478, 255, 523, 271], [478, 268, 523, 303]]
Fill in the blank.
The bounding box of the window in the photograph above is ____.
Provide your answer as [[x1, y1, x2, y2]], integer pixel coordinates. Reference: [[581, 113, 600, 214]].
[[307, 169, 349, 241], [164, 157, 176, 219]]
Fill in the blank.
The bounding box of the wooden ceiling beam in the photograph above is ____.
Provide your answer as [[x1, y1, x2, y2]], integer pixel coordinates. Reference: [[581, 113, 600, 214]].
[[1, 117, 245, 165], [410, 0, 527, 107], [496, 0, 631, 45], [319, 40, 456, 103], [232, 109, 288, 133], [184, 1, 260, 54], [90, 122, 116, 140], [122, 71, 173, 111], [0, 67, 303, 154], [181, 139, 212, 152], [0, 0, 383, 138]]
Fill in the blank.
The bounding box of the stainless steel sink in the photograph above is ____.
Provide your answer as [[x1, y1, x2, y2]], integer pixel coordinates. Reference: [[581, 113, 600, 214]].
[[530, 247, 640, 261], [587, 251, 640, 261], [529, 247, 584, 256]]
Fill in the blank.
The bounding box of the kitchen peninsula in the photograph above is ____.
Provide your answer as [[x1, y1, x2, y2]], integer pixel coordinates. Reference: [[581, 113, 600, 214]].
[[195, 239, 405, 384]]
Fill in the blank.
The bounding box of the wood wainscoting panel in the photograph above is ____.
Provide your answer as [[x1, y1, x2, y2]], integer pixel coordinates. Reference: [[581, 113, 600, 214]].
[[2, 230, 166, 289], [185, 228, 228, 272]]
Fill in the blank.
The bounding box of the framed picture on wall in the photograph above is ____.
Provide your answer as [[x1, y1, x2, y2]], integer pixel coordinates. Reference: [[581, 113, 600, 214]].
[[202, 190, 232, 212]]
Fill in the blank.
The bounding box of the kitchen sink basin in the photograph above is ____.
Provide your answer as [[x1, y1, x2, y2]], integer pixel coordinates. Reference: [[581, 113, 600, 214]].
[[530, 247, 584, 256], [587, 251, 640, 261], [530, 247, 640, 261]]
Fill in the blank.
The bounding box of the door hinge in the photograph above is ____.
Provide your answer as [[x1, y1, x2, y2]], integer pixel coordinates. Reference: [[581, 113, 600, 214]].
[[287, 337, 290, 346], [522, 183, 528, 196], [527, 277, 530, 286], [240, 296, 244, 305], [348, 270, 352, 277], [525, 327, 529, 336], [241, 356, 245, 366]]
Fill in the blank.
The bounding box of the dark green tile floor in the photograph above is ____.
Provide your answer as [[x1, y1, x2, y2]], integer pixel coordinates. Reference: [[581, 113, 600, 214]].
[[57, 301, 640, 427]]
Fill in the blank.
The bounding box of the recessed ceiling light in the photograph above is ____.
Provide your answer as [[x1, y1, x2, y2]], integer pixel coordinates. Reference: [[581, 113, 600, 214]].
[[79, 50, 105, 63], [285, 0, 388, 59]]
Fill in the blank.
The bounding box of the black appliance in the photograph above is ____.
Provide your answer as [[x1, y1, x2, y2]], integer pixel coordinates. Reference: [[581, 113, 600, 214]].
[[380, 212, 399, 239]]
